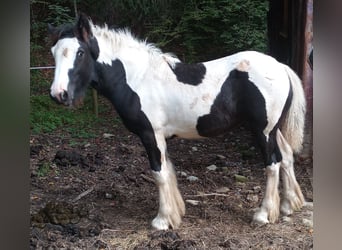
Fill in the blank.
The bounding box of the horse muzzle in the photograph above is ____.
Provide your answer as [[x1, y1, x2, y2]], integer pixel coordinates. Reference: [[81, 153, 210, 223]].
[[50, 90, 70, 106]]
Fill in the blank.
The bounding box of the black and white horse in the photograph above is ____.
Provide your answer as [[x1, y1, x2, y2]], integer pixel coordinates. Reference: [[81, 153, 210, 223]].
[[48, 14, 306, 230]]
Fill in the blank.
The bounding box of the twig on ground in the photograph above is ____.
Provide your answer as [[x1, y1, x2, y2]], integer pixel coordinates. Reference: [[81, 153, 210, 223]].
[[140, 174, 155, 183], [72, 186, 95, 203], [185, 193, 230, 197]]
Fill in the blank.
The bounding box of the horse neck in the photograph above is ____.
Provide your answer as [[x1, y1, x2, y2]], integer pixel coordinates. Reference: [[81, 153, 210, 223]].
[[116, 47, 151, 85], [93, 27, 178, 88], [95, 41, 147, 84]]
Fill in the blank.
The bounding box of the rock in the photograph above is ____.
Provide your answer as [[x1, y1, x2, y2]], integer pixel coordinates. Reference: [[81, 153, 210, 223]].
[[246, 194, 259, 202], [206, 164, 217, 171], [187, 176, 199, 182], [302, 218, 313, 228], [105, 193, 113, 199], [103, 133, 114, 138], [178, 171, 188, 177], [191, 146, 198, 151], [235, 174, 248, 182]]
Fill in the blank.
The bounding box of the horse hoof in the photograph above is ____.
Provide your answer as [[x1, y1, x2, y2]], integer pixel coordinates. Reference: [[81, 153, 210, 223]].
[[152, 216, 170, 230], [280, 200, 293, 216], [252, 209, 269, 226]]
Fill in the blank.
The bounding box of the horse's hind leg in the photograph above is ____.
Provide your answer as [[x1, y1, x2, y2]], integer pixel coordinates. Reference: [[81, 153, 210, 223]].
[[140, 131, 185, 230], [252, 131, 281, 225], [252, 162, 281, 224], [276, 129, 305, 215]]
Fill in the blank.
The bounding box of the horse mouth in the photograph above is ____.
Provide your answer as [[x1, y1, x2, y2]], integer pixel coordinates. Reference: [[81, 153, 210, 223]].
[[50, 93, 83, 107]]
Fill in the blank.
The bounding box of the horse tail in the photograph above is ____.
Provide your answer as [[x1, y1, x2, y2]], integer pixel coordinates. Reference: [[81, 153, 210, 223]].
[[281, 64, 306, 154]]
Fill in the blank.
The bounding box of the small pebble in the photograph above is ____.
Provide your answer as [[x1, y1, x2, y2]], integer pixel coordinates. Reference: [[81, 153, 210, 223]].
[[235, 174, 248, 182], [302, 218, 313, 228], [206, 164, 217, 171], [246, 194, 259, 202], [103, 133, 114, 138], [105, 193, 113, 199], [187, 176, 199, 182], [178, 171, 188, 177]]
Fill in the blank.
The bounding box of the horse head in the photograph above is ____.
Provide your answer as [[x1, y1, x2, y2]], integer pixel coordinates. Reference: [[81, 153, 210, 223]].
[[48, 13, 99, 106]]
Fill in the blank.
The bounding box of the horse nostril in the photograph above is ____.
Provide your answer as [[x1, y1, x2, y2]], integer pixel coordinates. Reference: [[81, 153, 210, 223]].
[[60, 91, 68, 102]]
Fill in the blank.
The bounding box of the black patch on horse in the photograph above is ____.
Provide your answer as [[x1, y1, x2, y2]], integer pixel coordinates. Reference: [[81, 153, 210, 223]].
[[196, 69, 268, 137], [92, 59, 162, 171], [170, 62, 206, 85], [196, 68, 295, 167]]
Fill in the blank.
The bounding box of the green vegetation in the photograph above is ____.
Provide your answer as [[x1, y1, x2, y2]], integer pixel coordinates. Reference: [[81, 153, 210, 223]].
[[30, 0, 269, 63], [144, 0, 269, 61], [30, 93, 98, 137], [36, 162, 52, 177]]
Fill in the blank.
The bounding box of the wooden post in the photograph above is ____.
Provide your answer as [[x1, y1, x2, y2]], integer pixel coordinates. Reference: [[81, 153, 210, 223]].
[[92, 89, 98, 118]]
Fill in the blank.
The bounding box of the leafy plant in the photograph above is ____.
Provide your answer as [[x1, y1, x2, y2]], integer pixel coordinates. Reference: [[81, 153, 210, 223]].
[[143, 0, 269, 62], [37, 162, 51, 177]]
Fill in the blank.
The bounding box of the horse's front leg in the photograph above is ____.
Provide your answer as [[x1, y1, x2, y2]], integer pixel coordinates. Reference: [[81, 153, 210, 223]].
[[140, 131, 185, 230]]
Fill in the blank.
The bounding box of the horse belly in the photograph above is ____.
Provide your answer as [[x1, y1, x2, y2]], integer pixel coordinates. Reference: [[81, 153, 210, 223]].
[[163, 110, 205, 139]]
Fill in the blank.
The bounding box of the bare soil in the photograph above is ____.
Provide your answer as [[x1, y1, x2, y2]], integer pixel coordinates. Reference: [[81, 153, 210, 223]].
[[30, 98, 313, 250]]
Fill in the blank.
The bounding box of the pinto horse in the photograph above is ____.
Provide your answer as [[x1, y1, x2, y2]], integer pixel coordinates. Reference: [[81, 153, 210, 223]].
[[48, 14, 306, 230]]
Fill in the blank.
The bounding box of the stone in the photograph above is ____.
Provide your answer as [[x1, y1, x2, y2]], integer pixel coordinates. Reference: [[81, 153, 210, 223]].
[[246, 194, 259, 202], [187, 176, 199, 182], [206, 164, 217, 171], [235, 174, 248, 182]]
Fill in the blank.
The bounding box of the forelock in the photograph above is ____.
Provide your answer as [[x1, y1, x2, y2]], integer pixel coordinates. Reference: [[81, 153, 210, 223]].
[[51, 24, 76, 46]]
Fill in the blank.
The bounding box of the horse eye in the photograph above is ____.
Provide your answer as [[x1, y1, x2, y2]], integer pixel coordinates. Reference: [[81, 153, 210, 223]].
[[77, 50, 84, 58]]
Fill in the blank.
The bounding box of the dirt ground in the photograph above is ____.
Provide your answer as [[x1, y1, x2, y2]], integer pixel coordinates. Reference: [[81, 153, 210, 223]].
[[30, 98, 313, 250]]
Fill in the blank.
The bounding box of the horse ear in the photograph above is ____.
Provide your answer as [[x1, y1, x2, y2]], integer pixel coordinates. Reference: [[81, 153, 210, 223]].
[[75, 12, 92, 43], [48, 23, 60, 45]]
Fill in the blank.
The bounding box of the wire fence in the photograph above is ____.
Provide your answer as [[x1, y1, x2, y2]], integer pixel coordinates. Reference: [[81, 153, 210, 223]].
[[30, 66, 55, 70]]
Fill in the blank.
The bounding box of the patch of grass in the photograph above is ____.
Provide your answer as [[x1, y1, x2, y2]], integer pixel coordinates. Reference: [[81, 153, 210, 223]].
[[37, 162, 51, 177], [30, 70, 52, 95], [30, 90, 102, 137]]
